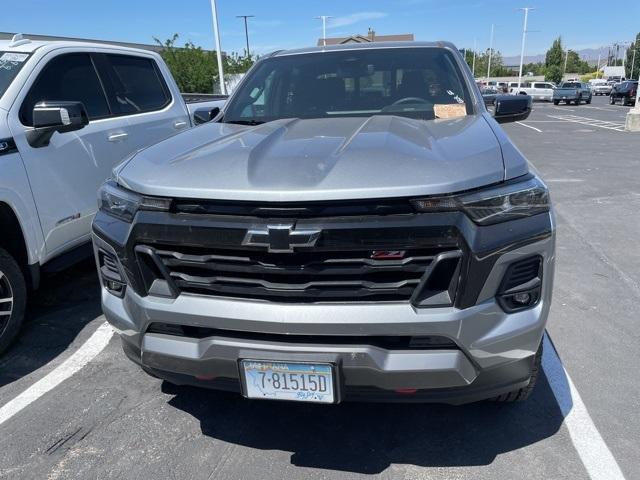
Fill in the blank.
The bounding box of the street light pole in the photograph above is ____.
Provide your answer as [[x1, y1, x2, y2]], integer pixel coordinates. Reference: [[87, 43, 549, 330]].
[[315, 16, 332, 46], [209, 0, 226, 95], [517, 7, 533, 90], [563, 48, 568, 79], [472, 38, 477, 78], [487, 24, 494, 80], [236, 15, 254, 58]]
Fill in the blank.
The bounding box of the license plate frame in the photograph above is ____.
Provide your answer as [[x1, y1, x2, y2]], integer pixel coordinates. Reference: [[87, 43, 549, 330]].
[[239, 359, 338, 404]]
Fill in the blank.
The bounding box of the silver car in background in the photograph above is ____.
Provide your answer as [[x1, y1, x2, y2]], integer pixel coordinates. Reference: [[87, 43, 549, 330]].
[[93, 42, 553, 405]]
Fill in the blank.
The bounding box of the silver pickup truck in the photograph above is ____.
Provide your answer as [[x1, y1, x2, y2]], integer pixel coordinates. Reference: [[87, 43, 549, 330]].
[[93, 41, 554, 405], [553, 81, 592, 105]]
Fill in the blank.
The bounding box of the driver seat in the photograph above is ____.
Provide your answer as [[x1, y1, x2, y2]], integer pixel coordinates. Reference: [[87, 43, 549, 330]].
[[397, 70, 426, 99]]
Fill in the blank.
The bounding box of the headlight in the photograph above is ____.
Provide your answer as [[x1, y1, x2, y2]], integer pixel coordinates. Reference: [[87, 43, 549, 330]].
[[411, 175, 550, 225], [98, 180, 170, 222]]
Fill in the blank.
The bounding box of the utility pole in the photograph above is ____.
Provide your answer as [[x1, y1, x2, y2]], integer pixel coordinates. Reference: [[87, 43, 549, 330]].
[[487, 24, 494, 80], [596, 53, 601, 79], [563, 48, 568, 79], [236, 15, 254, 58], [315, 16, 332, 46], [472, 38, 477, 78], [209, 0, 226, 95], [631, 47, 637, 81], [517, 7, 533, 90]]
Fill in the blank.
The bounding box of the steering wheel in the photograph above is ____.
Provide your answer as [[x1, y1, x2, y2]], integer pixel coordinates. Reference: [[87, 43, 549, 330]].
[[392, 97, 429, 105]]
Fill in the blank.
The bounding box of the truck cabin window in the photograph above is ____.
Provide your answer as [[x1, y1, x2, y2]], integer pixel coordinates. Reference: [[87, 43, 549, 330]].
[[223, 48, 473, 124]]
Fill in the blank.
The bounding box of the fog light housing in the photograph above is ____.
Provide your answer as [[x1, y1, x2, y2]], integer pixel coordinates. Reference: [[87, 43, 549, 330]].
[[496, 256, 543, 312], [498, 286, 541, 312]]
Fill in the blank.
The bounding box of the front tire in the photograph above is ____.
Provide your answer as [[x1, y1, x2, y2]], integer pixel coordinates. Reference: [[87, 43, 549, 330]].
[[610, 95, 615, 105], [491, 340, 543, 402], [553, 100, 560, 105], [0, 248, 27, 355]]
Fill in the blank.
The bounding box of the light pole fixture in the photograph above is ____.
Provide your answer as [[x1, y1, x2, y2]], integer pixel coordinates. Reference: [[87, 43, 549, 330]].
[[315, 16, 333, 46], [209, 0, 226, 95], [236, 15, 254, 58], [517, 7, 534, 90]]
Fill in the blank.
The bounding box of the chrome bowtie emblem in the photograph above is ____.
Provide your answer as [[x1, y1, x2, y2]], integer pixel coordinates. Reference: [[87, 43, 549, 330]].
[[242, 224, 321, 253]]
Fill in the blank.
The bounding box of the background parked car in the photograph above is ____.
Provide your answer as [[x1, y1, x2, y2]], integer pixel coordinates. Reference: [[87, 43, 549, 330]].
[[609, 81, 638, 106], [590, 80, 612, 96], [553, 81, 592, 105], [510, 81, 555, 101]]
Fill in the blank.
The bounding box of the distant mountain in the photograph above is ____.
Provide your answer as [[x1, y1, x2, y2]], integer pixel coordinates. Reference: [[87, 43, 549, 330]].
[[503, 46, 613, 66]]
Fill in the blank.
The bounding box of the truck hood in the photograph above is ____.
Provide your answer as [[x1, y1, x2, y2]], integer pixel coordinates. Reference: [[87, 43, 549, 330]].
[[117, 115, 507, 202]]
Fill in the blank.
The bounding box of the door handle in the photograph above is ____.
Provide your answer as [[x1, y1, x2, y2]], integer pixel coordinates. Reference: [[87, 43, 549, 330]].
[[173, 120, 188, 129], [108, 132, 128, 142]]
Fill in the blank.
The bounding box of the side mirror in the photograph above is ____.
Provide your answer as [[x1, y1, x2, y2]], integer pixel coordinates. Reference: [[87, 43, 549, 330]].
[[482, 93, 496, 107], [493, 95, 532, 124], [193, 106, 220, 125], [26, 101, 89, 148]]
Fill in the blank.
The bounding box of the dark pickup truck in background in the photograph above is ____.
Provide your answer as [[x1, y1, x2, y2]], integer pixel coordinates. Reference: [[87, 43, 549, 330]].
[[610, 81, 638, 106]]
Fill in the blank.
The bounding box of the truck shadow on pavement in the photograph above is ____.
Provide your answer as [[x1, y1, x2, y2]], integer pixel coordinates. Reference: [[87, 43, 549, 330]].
[[0, 259, 102, 388], [166, 367, 565, 473]]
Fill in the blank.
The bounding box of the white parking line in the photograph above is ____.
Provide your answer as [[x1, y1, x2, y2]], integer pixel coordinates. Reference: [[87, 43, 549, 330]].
[[515, 121, 542, 133], [0, 322, 113, 427], [547, 114, 627, 132], [543, 334, 626, 480]]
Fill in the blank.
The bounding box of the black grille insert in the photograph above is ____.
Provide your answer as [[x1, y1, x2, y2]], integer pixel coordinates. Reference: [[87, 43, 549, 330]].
[[136, 245, 461, 303]]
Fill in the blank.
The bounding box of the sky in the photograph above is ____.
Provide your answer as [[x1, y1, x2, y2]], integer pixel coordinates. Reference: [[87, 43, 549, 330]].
[[2, 0, 639, 59]]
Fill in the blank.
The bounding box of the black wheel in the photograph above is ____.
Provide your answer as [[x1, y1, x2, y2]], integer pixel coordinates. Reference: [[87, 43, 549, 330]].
[[610, 95, 615, 105], [586, 97, 591, 104], [564, 99, 571, 105], [553, 100, 560, 105], [574, 96, 581, 105], [0, 248, 27, 355], [491, 340, 543, 402]]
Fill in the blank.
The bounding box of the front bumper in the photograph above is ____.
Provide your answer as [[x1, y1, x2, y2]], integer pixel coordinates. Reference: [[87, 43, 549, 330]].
[[94, 205, 555, 403]]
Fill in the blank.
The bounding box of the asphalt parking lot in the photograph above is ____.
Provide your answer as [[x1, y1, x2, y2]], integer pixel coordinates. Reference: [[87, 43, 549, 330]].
[[0, 95, 638, 480]]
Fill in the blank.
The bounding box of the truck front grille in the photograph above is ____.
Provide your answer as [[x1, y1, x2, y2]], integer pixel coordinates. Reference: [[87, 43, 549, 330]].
[[135, 245, 461, 304]]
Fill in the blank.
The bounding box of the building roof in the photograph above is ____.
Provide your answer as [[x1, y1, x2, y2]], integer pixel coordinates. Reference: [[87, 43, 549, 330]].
[[318, 29, 414, 46]]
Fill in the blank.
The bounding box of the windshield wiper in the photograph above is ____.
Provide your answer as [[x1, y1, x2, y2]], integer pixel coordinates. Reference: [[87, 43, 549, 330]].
[[225, 119, 265, 126]]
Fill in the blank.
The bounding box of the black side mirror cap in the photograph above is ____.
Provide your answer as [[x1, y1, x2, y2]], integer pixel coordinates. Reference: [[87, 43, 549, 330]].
[[193, 106, 220, 125], [493, 95, 532, 123], [27, 101, 89, 148]]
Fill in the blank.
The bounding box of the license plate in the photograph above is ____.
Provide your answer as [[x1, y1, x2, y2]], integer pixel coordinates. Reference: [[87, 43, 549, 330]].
[[241, 360, 335, 403]]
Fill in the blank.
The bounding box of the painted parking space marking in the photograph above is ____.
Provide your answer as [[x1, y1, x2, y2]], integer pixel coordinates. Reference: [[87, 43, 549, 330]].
[[547, 114, 627, 132], [0, 322, 113, 427], [543, 334, 626, 480], [515, 121, 542, 133]]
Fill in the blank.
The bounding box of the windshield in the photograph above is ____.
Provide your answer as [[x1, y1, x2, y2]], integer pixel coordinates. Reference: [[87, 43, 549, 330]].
[[0, 51, 31, 99], [223, 47, 472, 124], [561, 82, 580, 88]]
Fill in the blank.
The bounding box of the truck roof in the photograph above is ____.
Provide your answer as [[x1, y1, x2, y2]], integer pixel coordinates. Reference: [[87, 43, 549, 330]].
[[0, 34, 159, 57], [269, 41, 456, 57]]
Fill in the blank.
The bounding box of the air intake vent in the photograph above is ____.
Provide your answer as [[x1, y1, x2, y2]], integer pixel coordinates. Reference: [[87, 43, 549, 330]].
[[500, 256, 542, 292]]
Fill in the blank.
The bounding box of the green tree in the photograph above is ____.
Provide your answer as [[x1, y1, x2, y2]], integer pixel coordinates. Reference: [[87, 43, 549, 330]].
[[625, 33, 640, 80], [465, 49, 515, 77], [565, 50, 591, 74], [545, 37, 564, 68], [545, 65, 563, 84], [154, 34, 255, 93]]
